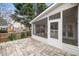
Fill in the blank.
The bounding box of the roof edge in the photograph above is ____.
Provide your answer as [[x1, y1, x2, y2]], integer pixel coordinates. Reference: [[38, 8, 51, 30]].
[[30, 3, 61, 24]]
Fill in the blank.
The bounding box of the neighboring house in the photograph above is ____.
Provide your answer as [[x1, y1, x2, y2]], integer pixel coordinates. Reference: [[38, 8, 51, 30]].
[[30, 3, 79, 55], [13, 22, 26, 32], [8, 22, 26, 33], [0, 17, 8, 32], [8, 23, 14, 32], [0, 17, 15, 33]]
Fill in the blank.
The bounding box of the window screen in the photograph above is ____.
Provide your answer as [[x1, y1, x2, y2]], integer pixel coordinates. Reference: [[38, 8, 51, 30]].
[[49, 12, 60, 20]]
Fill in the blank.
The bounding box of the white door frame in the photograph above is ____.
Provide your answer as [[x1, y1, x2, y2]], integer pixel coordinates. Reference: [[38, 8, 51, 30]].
[[48, 18, 62, 48], [49, 19, 60, 40]]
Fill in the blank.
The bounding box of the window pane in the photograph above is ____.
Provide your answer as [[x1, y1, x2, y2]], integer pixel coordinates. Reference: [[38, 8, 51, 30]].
[[51, 22, 58, 30], [67, 25, 73, 37], [68, 32, 73, 37], [63, 32, 66, 36], [34, 17, 47, 38], [49, 12, 60, 20], [63, 25, 66, 36], [50, 22, 58, 39]]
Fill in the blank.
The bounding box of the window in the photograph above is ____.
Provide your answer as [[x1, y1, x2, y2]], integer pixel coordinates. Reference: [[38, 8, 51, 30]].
[[63, 25, 66, 36], [67, 25, 73, 37], [50, 22, 58, 39], [63, 24, 74, 38], [49, 12, 60, 20], [63, 6, 78, 46], [34, 17, 47, 38]]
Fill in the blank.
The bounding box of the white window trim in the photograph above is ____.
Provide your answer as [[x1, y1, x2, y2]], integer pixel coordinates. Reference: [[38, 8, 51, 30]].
[[78, 5, 79, 48]]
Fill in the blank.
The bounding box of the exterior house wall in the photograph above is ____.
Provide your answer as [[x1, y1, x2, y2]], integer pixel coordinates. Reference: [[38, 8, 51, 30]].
[[31, 3, 79, 55]]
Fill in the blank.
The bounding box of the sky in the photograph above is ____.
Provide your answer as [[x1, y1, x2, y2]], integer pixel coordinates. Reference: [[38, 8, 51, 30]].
[[0, 3, 16, 22], [0, 3, 16, 15], [0, 3, 16, 12]]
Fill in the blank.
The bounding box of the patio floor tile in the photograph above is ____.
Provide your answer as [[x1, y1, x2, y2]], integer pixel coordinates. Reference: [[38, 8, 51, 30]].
[[0, 38, 74, 56]]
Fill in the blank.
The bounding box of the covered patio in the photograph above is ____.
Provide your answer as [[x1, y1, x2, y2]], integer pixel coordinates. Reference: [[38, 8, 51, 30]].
[[30, 4, 79, 55]]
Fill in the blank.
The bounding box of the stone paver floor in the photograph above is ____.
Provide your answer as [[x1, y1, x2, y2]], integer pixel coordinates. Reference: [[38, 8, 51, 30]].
[[0, 38, 74, 56]]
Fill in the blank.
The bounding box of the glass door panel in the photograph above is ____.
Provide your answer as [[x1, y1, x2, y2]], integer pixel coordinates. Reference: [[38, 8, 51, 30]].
[[50, 22, 58, 39]]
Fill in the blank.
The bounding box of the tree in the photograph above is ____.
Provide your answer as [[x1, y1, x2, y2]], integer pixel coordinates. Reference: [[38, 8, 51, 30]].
[[14, 3, 47, 20], [14, 3, 35, 20], [13, 4, 35, 30], [37, 3, 47, 15], [13, 3, 47, 30]]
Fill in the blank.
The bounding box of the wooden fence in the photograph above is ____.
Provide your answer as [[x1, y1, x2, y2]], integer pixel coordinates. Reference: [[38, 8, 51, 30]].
[[0, 31, 31, 43]]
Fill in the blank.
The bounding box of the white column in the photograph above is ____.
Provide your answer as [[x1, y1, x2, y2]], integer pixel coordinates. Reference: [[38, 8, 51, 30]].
[[59, 11, 63, 48], [34, 24, 36, 35], [32, 23, 36, 36], [47, 17, 50, 39], [31, 24, 33, 36], [78, 5, 79, 48]]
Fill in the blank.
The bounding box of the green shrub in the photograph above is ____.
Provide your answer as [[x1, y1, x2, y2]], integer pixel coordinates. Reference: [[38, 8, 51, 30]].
[[21, 32, 27, 38], [20, 31, 31, 39], [8, 33, 16, 41], [27, 31, 31, 36]]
